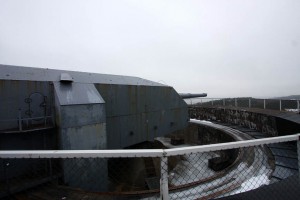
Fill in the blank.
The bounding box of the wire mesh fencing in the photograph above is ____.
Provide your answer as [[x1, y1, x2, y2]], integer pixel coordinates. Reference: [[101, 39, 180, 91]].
[[165, 142, 298, 199], [0, 135, 299, 200], [0, 156, 162, 200]]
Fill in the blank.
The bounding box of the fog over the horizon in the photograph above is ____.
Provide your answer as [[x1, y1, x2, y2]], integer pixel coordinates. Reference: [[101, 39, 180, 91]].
[[0, 0, 299, 98]]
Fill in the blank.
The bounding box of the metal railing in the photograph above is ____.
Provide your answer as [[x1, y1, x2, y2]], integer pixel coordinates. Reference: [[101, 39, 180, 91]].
[[0, 132, 299, 199], [186, 97, 300, 112], [0, 111, 54, 132]]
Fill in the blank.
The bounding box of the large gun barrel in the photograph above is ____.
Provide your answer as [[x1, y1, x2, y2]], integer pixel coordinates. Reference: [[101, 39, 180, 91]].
[[179, 93, 207, 99]]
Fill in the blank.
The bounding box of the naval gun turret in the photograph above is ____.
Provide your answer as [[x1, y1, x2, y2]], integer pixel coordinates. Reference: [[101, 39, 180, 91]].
[[0, 64, 194, 150]]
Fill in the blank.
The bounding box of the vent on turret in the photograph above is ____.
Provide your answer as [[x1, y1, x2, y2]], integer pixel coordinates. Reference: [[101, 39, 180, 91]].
[[60, 73, 73, 83]]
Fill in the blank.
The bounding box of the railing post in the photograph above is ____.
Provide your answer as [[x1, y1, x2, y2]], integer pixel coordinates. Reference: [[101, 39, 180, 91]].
[[160, 153, 169, 200], [223, 99, 225, 106], [235, 98, 237, 107], [297, 100, 299, 110], [264, 99, 266, 109], [249, 98, 251, 108], [211, 100, 214, 106], [279, 100, 282, 111]]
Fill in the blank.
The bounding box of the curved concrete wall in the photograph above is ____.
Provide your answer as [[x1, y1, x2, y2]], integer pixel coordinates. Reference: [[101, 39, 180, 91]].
[[190, 107, 300, 136]]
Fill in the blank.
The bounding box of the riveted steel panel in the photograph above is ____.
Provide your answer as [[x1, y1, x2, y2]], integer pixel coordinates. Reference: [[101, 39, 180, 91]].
[[58, 104, 106, 128], [96, 83, 188, 149], [96, 84, 187, 117], [0, 80, 53, 130], [60, 123, 107, 150], [106, 108, 188, 149], [53, 82, 104, 105]]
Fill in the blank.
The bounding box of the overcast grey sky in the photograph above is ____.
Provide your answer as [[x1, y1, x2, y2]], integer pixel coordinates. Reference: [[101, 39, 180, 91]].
[[0, 0, 299, 98]]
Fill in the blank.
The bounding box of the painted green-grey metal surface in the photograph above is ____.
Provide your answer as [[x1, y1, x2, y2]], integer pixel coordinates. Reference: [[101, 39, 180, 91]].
[[0, 80, 53, 131], [1, 65, 189, 149], [96, 84, 188, 149], [0, 64, 165, 87], [0, 65, 189, 194], [54, 82, 104, 105], [53, 82, 107, 150], [54, 81, 107, 191]]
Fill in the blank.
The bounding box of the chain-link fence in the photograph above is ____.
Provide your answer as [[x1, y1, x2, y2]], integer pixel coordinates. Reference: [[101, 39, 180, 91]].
[[186, 98, 300, 113], [0, 134, 299, 200]]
